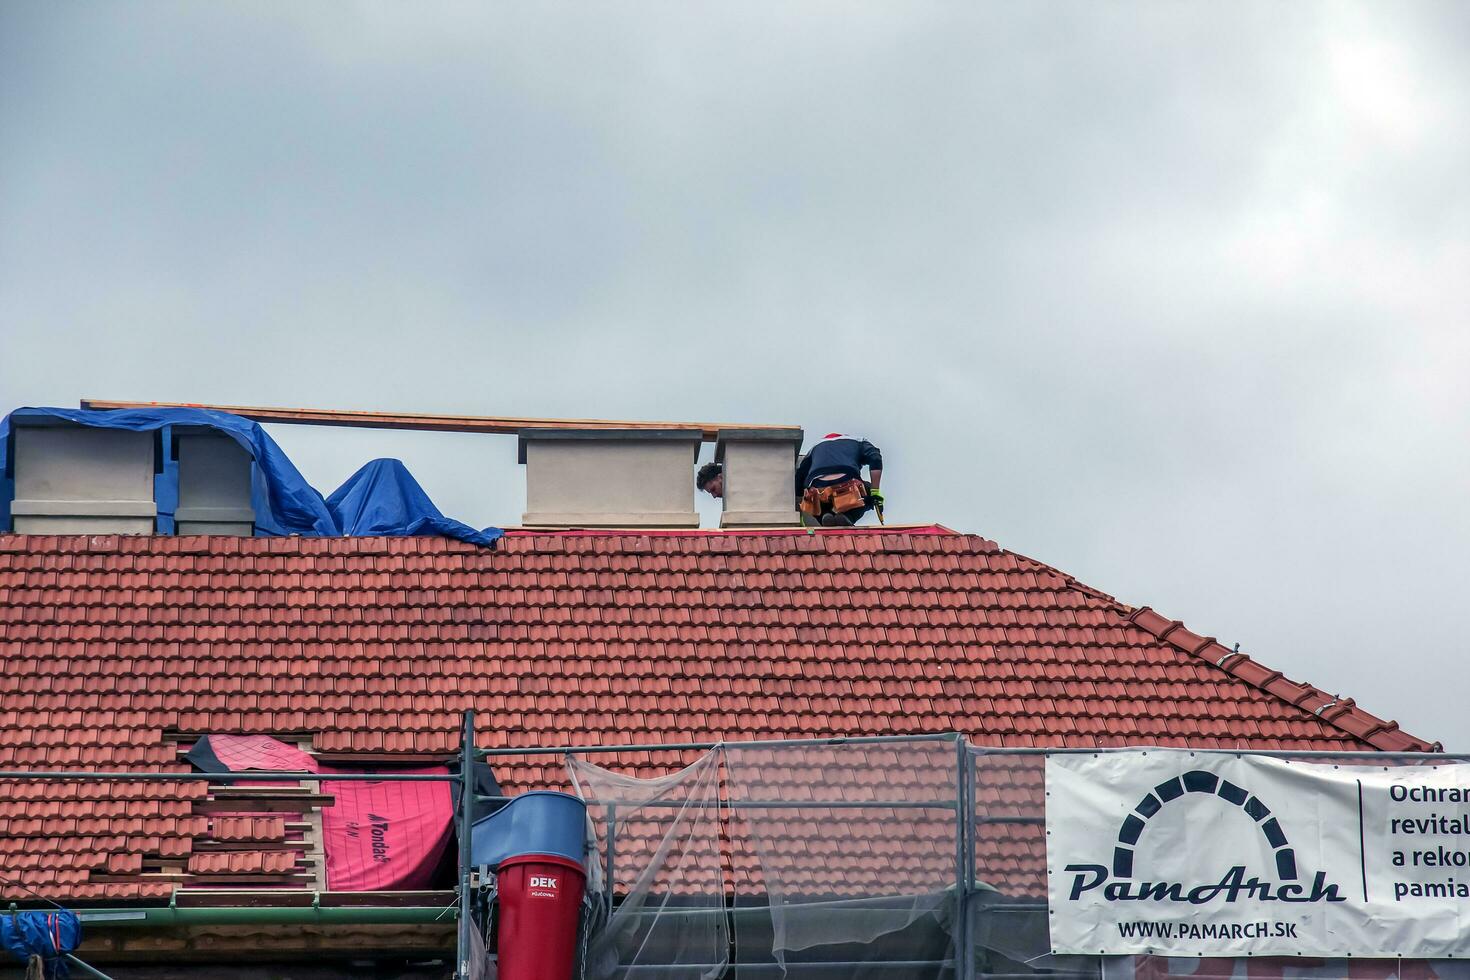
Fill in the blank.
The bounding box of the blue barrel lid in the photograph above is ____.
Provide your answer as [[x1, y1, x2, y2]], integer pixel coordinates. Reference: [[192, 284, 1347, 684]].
[[470, 790, 587, 869]]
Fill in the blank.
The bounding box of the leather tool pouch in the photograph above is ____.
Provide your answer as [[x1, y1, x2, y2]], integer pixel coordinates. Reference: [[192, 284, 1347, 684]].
[[800, 479, 866, 517], [831, 480, 867, 513]]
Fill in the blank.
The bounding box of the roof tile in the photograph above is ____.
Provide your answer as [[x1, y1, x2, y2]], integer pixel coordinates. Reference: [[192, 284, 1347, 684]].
[[0, 529, 1434, 901]]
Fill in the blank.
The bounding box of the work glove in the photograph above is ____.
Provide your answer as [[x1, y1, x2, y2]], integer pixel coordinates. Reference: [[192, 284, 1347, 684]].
[[867, 488, 885, 507]]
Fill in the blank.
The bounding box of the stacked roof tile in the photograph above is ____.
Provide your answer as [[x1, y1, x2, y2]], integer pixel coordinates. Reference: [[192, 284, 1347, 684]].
[[0, 527, 1433, 901]]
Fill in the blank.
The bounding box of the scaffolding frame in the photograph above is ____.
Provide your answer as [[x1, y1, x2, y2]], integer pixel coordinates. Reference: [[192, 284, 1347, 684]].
[[483, 735, 1470, 980], [0, 726, 474, 980], [4, 718, 1470, 979]]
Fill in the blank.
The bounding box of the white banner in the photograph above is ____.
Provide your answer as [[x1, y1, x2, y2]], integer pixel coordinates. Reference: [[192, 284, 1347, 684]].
[[1046, 751, 1470, 957]]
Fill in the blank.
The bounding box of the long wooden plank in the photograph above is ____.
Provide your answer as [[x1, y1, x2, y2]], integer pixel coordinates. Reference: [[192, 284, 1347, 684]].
[[86, 924, 454, 961], [80, 398, 800, 441], [94, 874, 321, 887], [195, 796, 333, 814]]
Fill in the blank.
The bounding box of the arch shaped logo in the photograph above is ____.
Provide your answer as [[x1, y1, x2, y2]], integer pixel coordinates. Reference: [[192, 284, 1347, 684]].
[[1061, 767, 1343, 905]]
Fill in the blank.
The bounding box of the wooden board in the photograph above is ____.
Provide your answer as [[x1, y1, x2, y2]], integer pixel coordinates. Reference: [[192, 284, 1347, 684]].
[[81, 398, 800, 442], [78, 922, 454, 960], [303, 776, 329, 891], [195, 795, 333, 814], [92, 873, 318, 886]]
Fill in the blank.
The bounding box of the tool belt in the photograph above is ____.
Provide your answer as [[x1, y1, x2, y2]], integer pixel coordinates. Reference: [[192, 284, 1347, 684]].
[[800, 478, 868, 517]]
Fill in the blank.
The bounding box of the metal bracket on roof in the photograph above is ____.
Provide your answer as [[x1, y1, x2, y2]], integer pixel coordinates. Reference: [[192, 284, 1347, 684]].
[[75, 910, 147, 923], [1314, 699, 1340, 717], [64, 953, 119, 980]]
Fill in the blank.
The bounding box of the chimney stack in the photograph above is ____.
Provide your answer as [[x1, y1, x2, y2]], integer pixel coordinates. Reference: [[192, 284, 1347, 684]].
[[714, 429, 804, 527], [8, 417, 157, 534], [174, 429, 255, 536], [518, 428, 702, 528]]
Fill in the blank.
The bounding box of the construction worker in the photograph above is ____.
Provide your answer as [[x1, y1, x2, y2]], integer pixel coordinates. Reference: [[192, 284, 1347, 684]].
[[794, 433, 884, 526], [695, 433, 884, 527], [695, 463, 727, 500]]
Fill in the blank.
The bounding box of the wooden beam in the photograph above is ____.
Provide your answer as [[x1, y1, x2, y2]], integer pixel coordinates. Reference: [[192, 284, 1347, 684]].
[[80, 398, 801, 442], [310, 752, 454, 765], [208, 785, 323, 797], [92, 873, 318, 886], [81, 923, 454, 961], [303, 776, 329, 891], [195, 794, 333, 814]]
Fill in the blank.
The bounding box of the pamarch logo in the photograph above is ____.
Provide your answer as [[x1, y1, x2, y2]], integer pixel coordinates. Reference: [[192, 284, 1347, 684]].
[[1063, 770, 1346, 905]]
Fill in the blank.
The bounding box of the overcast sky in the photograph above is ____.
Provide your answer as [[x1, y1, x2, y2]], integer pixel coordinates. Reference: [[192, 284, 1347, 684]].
[[2, 2, 1467, 747]]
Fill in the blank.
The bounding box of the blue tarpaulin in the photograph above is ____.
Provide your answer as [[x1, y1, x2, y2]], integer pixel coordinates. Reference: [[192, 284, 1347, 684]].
[[327, 458, 501, 547], [0, 407, 501, 547], [0, 407, 334, 537], [0, 909, 80, 978]]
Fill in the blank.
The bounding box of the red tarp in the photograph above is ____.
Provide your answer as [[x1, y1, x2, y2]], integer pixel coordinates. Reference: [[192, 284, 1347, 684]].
[[196, 734, 454, 891]]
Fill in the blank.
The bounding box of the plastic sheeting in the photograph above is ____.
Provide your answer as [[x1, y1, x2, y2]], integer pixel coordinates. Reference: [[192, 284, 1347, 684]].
[[567, 741, 960, 979], [968, 898, 1098, 979], [0, 910, 79, 979], [569, 751, 729, 980], [1, 407, 335, 537], [326, 458, 500, 547], [0, 407, 501, 546], [559, 740, 1470, 980], [724, 741, 958, 979], [189, 733, 455, 891], [1104, 956, 1470, 980]]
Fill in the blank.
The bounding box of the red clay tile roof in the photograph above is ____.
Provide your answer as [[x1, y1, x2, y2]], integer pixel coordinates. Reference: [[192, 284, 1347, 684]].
[[211, 816, 286, 843], [0, 528, 1435, 902]]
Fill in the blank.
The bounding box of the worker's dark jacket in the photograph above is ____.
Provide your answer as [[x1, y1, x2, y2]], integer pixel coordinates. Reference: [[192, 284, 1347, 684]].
[[796, 434, 883, 490]]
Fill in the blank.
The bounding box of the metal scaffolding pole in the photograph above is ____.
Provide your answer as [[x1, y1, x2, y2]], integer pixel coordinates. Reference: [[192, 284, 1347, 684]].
[[456, 709, 476, 980], [960, 736, 977, 980], [75, 905, 458, 927], [7, 734, 1451, 976], [968, 746, 1470, 759], [63, 954, 118, 980], [478, 732, 960, 758]]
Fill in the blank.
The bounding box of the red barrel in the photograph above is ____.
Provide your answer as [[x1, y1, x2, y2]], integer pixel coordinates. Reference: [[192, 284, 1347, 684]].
[[497, 853, 586, 980]]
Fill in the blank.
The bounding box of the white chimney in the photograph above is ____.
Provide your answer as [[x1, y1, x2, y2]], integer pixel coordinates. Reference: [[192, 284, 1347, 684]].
[[518, 428, 702, 528], [8, 419, 157, 534], [714, 428, 804, 527]]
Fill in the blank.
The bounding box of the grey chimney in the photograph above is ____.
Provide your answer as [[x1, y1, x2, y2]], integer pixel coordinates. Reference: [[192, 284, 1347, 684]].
[[518, 428, 702, 528], [714, 428, 804, 527], [174, 430, 254, 536], [8, 420, 157, 534]]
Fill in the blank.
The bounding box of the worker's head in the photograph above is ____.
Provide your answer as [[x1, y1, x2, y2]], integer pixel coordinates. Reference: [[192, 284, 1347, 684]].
[[696, 462, 724, 498]]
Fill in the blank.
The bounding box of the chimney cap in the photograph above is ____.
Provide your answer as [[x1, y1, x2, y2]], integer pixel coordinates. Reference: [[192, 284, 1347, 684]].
[[8, 409, 83, 429], [714, 427, 804, 464], [516, 427, 703, 464]]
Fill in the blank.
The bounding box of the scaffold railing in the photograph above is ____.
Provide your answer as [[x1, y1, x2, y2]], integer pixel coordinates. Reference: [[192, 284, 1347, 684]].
[[5, 718, 1470, 980]]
